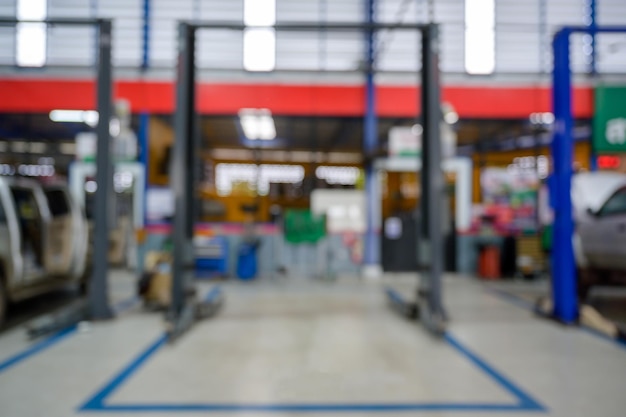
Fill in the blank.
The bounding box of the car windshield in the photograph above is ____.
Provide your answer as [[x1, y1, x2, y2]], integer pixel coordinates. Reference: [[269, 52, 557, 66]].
[[600, 187, 626, 216]]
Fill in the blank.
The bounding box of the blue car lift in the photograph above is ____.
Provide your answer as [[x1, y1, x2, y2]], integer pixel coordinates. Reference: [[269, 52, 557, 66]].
[[550, 25, 626, 323]]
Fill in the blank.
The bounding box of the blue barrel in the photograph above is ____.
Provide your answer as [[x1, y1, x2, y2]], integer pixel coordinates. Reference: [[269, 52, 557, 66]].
[[236, 242, 258, 280]]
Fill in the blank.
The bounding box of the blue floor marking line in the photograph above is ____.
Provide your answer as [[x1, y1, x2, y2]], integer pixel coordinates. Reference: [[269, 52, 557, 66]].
[[79, 285, 545, 413], [0, 325, 77, 375], [486, 287, 536, 312], [444, 333, 544, 411], [0, 294, 141, 376], [487, 286, 626, 352], [385, 286, 406, 305], [204, 285, 222, 303], [581, 326, 626, 351], [114, 296, 140, 315], [80, 334, 168, 411], [87, 403, 533, 413]]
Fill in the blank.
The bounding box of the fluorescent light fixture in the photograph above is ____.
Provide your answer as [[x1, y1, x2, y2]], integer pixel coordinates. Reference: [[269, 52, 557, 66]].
[[243, 0, 275, 72], [315, 166, 360, 185], [215, 163, 304, 195], [465, 0, 495, 75], [244, 0, 275, 26], [238, 108, 276, 140], [327, 152, 362, 164], [29, 142, 47, 153], [0, 164, 15, 176], [11, 141, 27, 153], [18, 0, 47, 20], [244, 28, 276, 72], [444, 111, 459, 124], [18, 164, 55, 177], [60, 142, 76, 155], [16, 23, 46, 67], [16, 0, 47, 67], [50, 110, 99, 127], [529, 112, 554, 125], [85, 180, 97, 193]]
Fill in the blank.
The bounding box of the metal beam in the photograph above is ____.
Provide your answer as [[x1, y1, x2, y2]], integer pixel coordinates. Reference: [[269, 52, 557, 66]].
[[362, 0, 380, 274], [420, 23, 446, 333], [168, 22, 436, 31], [90, 18, 114, 320], [0, 17, 103, 25], [171, 22, 197, 318]]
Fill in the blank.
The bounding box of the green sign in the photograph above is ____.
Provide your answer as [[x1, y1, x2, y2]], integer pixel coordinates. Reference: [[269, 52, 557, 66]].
[[284, 209, 326, 244], [593, 86, 626, 153]]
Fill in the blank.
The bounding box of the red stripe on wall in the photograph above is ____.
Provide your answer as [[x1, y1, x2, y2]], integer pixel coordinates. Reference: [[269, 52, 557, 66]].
[[0, 78, 593, 118]]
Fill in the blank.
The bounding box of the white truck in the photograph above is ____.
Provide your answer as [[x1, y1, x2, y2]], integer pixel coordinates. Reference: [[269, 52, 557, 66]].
[[0, 177, 88, 324]]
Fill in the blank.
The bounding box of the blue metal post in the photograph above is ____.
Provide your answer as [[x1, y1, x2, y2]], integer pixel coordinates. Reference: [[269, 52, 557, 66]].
[[550, 29, 578, 323], [139, 0, 150, 225], [363, 0, 380, 272]]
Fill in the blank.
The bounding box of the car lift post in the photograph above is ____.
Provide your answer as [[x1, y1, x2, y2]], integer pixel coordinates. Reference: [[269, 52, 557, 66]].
[[167, 21, 204, 341], [0, 17, 115, 334], [170, 21, 445, 338], [550, 26, 626, 324], [91, 18, 115, 320], [419, 23, 446, 333]]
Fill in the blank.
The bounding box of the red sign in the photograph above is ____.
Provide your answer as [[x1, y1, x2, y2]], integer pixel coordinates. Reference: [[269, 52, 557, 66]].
[[597, 155, 621, 170]]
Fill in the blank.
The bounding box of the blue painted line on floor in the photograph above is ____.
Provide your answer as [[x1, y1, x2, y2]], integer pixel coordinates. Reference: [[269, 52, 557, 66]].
[[385, 286, 406, 305], [0, 325, 77, 375], [80, 285, 544, 413], [0, 294, 140, 377], [85, 402, 533, 413], [114, 296, 140, 315], [203, 285, 222, 303], [80, 334, 167, 410], [486, 287, 535, 312], [487, 286, 626, 353], [581, 326, 626, 351], [444, 333, 545, 411], [81, 285, 224, 411]]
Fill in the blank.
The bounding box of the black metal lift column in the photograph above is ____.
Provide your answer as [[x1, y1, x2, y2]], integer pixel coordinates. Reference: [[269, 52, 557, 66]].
[[0, 17, 115, 331]]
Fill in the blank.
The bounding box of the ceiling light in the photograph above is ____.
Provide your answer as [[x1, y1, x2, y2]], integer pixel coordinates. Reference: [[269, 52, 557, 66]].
[[465, 0, 495, 75], [11, 141, 27, 152], [243, 28, 276, 72], [60, 142, 76, 155], [411, 124, 423, 136], [444, 111, 459, 124], [239, 108, 276, 140], [50, 110, 99, 127], [244, 0, 275, 26], [29, 142, 47, 153]]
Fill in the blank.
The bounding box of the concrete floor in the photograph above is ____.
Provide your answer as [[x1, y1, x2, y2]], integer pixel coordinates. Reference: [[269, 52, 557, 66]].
[[0, 273, 625, 417]]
